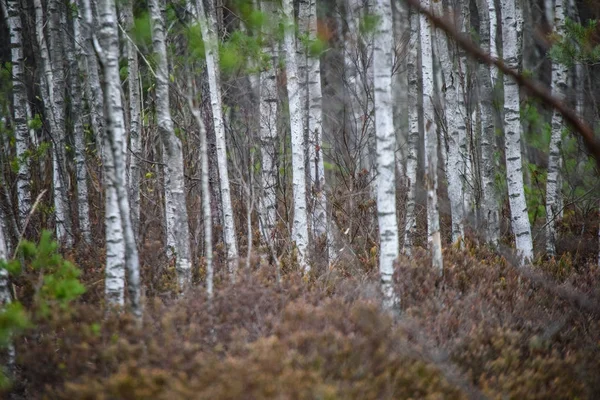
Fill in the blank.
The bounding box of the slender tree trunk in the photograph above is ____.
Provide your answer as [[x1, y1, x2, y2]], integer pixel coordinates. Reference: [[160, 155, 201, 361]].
[[305, 0, 329, 261], [404, 9, 420, 254], [374, 0, 399, 308], [0, 212, 11, 306], [283, 0, 310, 272], [195, 0, 239, 274], [421, 0, 443, 272], [4, 0, 31, 228], [433, 0, 465, 245], [476, 0, 500, 245], [121, 0, 142, 243], [188, 98, 214, 298], [92, 0, 142, 317], [501, 0, 533, 262], [546, 0, 568, 257], [149, 0, 192, 290], [33, 0, 72, 247], [70, 0, 92, 244], [258, 0, 278, 247], [489, 0, 499, 85]]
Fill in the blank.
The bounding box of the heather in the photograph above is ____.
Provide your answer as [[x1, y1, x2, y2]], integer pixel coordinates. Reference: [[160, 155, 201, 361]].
[[2, 238, 598, 399]]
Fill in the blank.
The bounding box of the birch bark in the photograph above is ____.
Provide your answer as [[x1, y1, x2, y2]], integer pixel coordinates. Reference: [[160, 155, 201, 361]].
[[70, 0, 92, 244], [4, 0, 31, 228], [421, 0, 443, 272], [476, 0, 500, 245], [283, 0, 310, 272], [305, 0, 329, 260], [258, 0, 278, 245], [433, 0, 465, 244], [33, 0, 72, 247], [121, 0, 142, 243], [546, 0, 568, 257], [373, 0, 398, 308], [501, 0, 533, 262], [189, 100, 214, 298], [94, 0, 142, 316], [195, 0, 239, 274], [149, 0, 192, 289], [403, 9, 419, 254]]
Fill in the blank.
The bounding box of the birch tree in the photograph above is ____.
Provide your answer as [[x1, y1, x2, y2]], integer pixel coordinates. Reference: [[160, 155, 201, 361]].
[[476, 0, 500, 245], [258, 0, 278, 245], [194, 0, 239, 274], [546, 0, 568, 257], [33, 0, 73, 247], [121, 0, 142, 242], [305, 0, 329, 260], [403, 9, 420, 254], [420, 0, 443, 272], [188, 98, 214, 298], [282, 0, 310, 272], [373, 0, 398, 307], [148, 0, 193, 290], [501, 0, 533, 262], [69, 0, 92, 244], [93, 0, 142, 316], [433, 0, 465, 244], [4, 0, 31, 228]]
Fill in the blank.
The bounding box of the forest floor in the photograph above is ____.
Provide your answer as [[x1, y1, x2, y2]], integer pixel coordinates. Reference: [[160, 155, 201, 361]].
[[5, 238, 600, 399]]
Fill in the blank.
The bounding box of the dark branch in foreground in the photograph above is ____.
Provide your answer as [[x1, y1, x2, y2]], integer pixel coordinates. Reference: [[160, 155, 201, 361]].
[[402, 0, 600, 169]]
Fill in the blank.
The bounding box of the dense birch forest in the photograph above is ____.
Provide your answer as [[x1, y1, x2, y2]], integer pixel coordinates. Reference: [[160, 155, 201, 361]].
[[1, 0, 600, 397]]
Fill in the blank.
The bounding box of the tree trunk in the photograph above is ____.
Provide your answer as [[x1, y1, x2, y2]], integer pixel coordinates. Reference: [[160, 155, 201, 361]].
[[195, 0, 239, 274], [4, 0, 31, 228], [373, 0, 399, 308], [546, 0, 568, 257], [258, 0, 278, 247], [283, 0, 310, 272], [404, 9, 420, 254], [92, 0, 142, 316], [121, 0, 142, 243], [433, 0, 465, 245], [420, 0, 443, 272], [501, 0, 533, 263], [304, 0, 329, 262], [33, 0, 72, 247], [70, 0, 92, 244], [149, 0, 192, 290], [476, 0, 500, 245]]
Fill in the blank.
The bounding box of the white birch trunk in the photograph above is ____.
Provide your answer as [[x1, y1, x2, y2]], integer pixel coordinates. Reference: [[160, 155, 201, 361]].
[[433, 0, 465, 244], [4, 0, 31, 227], [403, 9, 420, 254], [546, 0, 567, 257], [476, 0, 500, 245], [283, 0, 310, 272], [0, 206, 14, 370], [258, 0, 278, 245], [189, 99, 214, 298], [93, 0, 142, 317], [33, 0, 72, 247], [305, 0, 329, 260], [149, 0, 192, 289], [121, 0, 142, 243], [195, 0, 239, 274], [373, 0, 399, 308], [0, 212, 11, 306], [70, 0, 92, 244], [501, 0, 533, 263], [489, 0, 499, 86], [421, 0, 443, 272]]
